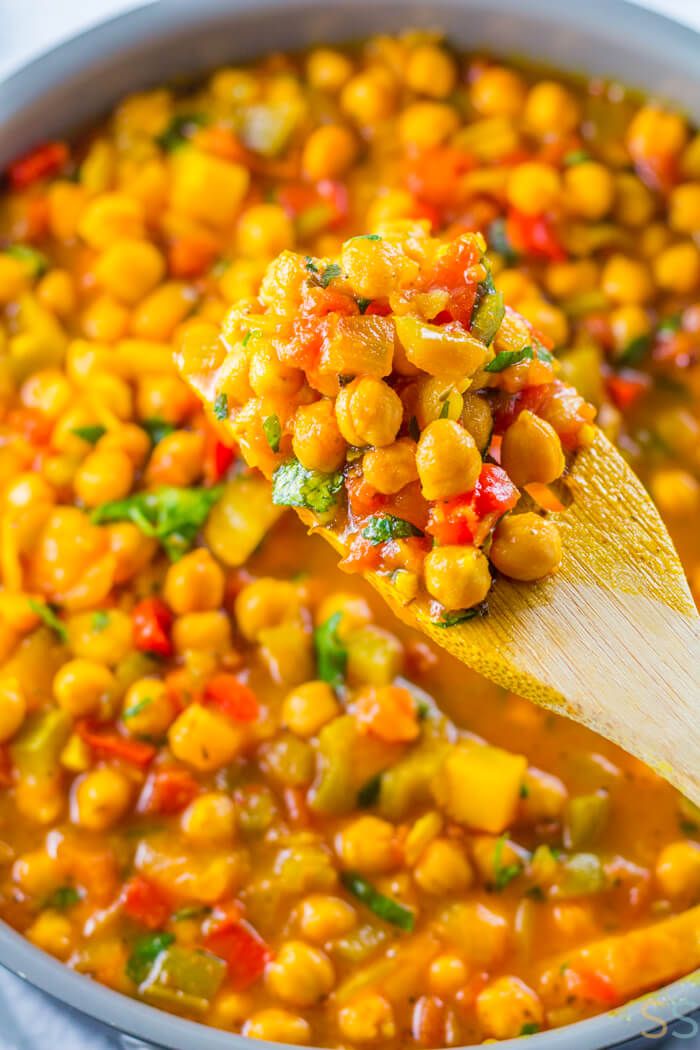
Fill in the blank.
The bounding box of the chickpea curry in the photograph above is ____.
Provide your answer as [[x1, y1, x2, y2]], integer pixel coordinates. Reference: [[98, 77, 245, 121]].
[[0, 28, 699, 1049]]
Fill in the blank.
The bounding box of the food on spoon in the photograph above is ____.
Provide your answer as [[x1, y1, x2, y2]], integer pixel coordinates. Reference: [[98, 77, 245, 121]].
[[178, 225, 595, 618]]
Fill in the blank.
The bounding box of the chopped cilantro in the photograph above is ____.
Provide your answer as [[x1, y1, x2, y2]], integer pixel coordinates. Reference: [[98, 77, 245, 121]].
[[362, 514, 422, 545], [563, 149, 591, 166], [434, 602, 489, 627], [439, 399, 451, 419], [520, 782, 530, 799], [304, 256, 319, 274], [680, 818, 699, 836], [141, 418, 175, 445], [352, 233, 381, 241], [126, 931, 175, 985], [520, 1022, 541, 1035], [487, 217, 519, 264], [28, 599, 67, 643], [91, 610, 110, 633], [658, 313, 682, 336], [485, 345, 553, 373], [272, 459, 343, 515], [6, 244, 49, 277], [123, 696, 153, 719], [263, 414, 281, 452], [492, 834, 523, 890], [155, 113, 206, 151], [213, 392, 229, 420], [71, 424, 106, 444], [241, 328, 262, 348], [341, 872, 415, 931], [314, 612, 347, 688], [171, 904, 212, 922], [306, 260, 343, 288], [617, 333, 651, 366], [357, 297, 372, 314], [357, 773, 382, 808], [91, 485, 223, 561], [45, 885, 81, 910]]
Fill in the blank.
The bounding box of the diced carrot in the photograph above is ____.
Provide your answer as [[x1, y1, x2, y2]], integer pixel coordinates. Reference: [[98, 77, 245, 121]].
[[169, 234, 218, 279], [355, 684, 420, 742], [77, 721, 156, 767], [139, 767, 200, 815], [121, 875, 171, 929], [8, 141, 68, 190], [7, 407, 53, 445], [204, 674, 259, 723], [194, 126, 251, 164], [132, 597, 173, 657]]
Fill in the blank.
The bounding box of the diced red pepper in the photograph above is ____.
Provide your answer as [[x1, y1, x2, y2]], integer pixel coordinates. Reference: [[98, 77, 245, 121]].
[[168, 234, 217, 279], [405, 145, 475, 208], [606, 371, 651, 411], [571, 969, 620, 1007], [121, 875, 171, 929], [426, 497, 478, 546], [139, 766, 200, 815], [472, 463, 520, 518], [317, 179, 349, 228], [204, 918, 271, 990], [132, 597, 173, 657], [7, 407, 54, 446], [506, 207, 567, 262], [8, 141, 68, 190], [426, 464, 519, 547], [204, 674, 259, 723], [77, 721, 156, 767], [339, 534, 385, 572], [364, 300, 392, 317], [346, 473, 387, 519], [420, 235, 481, 328], [212, 439, 236, 481]]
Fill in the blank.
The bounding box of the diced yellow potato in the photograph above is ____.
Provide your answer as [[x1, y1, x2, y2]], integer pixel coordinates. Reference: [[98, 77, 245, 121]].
[[171, 148, 250, 228], [437, 901, 509, 966], [394, 316, 487, 380], [432, 742, 527, 832], [320, 316, 394, 377], [135, 838, 248, 903], [168, 704, 249, 771], [204, 475, 285, 567]]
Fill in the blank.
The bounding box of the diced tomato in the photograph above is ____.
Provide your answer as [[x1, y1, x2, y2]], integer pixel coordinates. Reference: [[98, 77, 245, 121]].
[[405, 145, 475, 208], [304, 286, 358, 318], [212, 439, 236, 481], [364, 300, 392, 317], [8, 141, 68, 190], [339, 534, 385, 572], [491, 384, 552, 435], [473, 463, 520, 518], [168, 235, 217, 279], [7, 407, 53, 445], [121, 876, 171, 929], [139, 767, 200, 815], [77, 721, 156, 767], [204, 674, 259, 723], [606, 371, 651, 411], [426, 498, 478, 546], [317, 179, 349, 228], [420, 236, 481, 327], [355, 683, 420, 742], [24, 195, 51, 241], [132, 597, 173, 657], [572, 969, 620, 1007], [281, 315, 326, 371], [506, 207, 567, 262], [204, 918, 271, 990], [277, 182, 317, 217], [346, 473, 387, 519], [426, 464, 518, 547]]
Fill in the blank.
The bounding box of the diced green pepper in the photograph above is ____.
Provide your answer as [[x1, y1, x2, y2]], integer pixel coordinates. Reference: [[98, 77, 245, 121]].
[[140, 945, 226, 1011], [554, 852, 607, 898], [470, 267, 505, 346], [564, 791, 610, 850], [309, 716, 357, 814], [11, 708, 71, 779], [378, 743, 447, 821]]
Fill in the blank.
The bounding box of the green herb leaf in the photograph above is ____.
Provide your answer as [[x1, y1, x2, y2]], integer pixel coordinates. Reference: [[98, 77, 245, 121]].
[[341, 872, 415, 931], [126, 931, 175, 985], [155, 113, 206, 151], [487, 217, 519, 264], [362, 515, 422, 546], [91, 485, 223, 561], [123, 696, 153, 719], [352, 234, 381, 241], [272, 459, 343, 516], [241, 328, 262, 348], [314, 612, 347, 688], [71, 424, 106, 444], [484, 344, 553, 373], [434, 601, 488, 628], [306, 260, 343, 289], [213, 392, 229, 421], [658, 313, 682, 336], [141, 418, 176, 445], [28, 599, 67, 643], [563, 149, 591, 166], [304, 256, 319, 274], [470, 264, 505, 346], [680, 818, 699, 836], [91, 610, 110, 633], [617, 333, 651, 366], [6, 244, 49, 277], [492, 834, 523, 891], [357, 297, 372, 314], [357, 773, 382, 808], [439, 399, 450, 419], [45, 885, 81, 910], [519, 782, 530, 799], [521, 1022, 541, 1035], [171, 905, 212, 922], [263, 414, 281, 452]]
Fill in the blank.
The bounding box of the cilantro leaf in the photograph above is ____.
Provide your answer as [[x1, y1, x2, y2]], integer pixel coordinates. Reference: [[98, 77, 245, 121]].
[[439, 399, 450, 419], [171, 905, 212, 922], [272, 459, 343, 515], [91, 610, 110, 633], [242, 329, 261, 348], [492, 834, 523, 890], [155, 113, 206, 151], [91, 485, 223, 561], [487, 217, 519, 264], [341, 872, 415, 931], [141, 418, 175, 445], [126, 931, 175, 984], [485, 345, 553, 373], [123, 696, 153, 719], [213, 392, 229, 420], [28, 599, 67, 643], [617, 333, 651, 366], [521, 1022, 541, 1035], [71, 424, 106, 444], [357, 297, 372, 314], [6, 244, 49, 277], [45, 885, 81, 910], [434, 601, 489, 628], [362, 515, 422, 545], [357, 773, 382, 808], [563, 149, 591, 166], [470, 264, 505, 346], [306, 260, 343, 288], [263, 414, 281, 452], [314, 612, 347, 688]]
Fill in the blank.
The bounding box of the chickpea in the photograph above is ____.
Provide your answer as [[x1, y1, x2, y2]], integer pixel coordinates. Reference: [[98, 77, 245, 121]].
[[500, 410, 565, 487], [172, 611, 232, 655], [507, 162, 561, 215], [490, 512, 562, 581], [520, 767, 568, 821], [307, 48, 354, 93], [650, 468, 700, 517], [237, 203, 294, 259], [429, 954, 469, 996], [78, 192, 145, 248], [0, 676, 27, 742], [461, 391, 494, 452], [470, 66, 526, 117], [335, 377, 403, 447], [341, 235, 419, 300], [626, 105, 688, 162], [74, 448, 134, 507], [345, 624, 403, 686], [81, 294, 130, 342], [136, 374, 197, 424], [341, 71, 396, 125], [563, 161, 614, 219], [424, 545, 492, 611], [105, 521, 157, 583], [654, 242, 700, 294], [613, 173, 656, 227], [601, 254, 654, 305], [37, 269, 77, 319], [235, 578, 301, 641], [416, 419, 481, 501], [72, 767, 132, 830], [122, 677, 174, 736], [338, 993, 396, 1043], [545, 259, 599, 300], [146, 429, 205, 488], [169, 703, 247, 772], [20, 370, 72, 419], [265, 940, 334, 1007], [298, 894, 357, 942], [476, 975, 543, 1040], [404, 43, 455, 98], [517, 299, 568, 348], [669, 182, 700, 234], [26, 911, 74, 960], [609, 305, 651, 357], [656, 841, 700, 898], [132, 281, 197, 341], [53, 659, 115, 717], [398, 102, 459, 149], [12, 849, 60, 896], [336, 815, 398, 873], [316, 592, 372, 638], [362, 438, 418, 495], [181, 792, 237, 845], [282, 680, 340, 737], [524, 81, 580, 137], [164, 548, 225, 614], [4, 472, 55, 510], [414, 838, 473, 894], [66, 608, 132, 666], [413, 376, 463, 429], [94, 239, 164, 304], [302, 124, 358, 181], [243, 1009, 311, 1044], [292, 399, 346, 473], [249, 345, 304, 400], [97, 424, 151, 468]]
